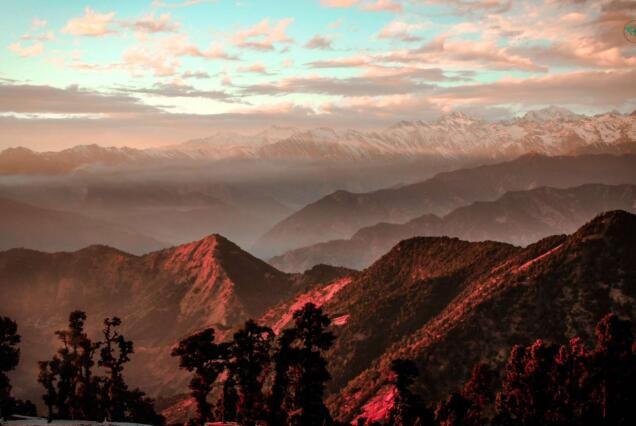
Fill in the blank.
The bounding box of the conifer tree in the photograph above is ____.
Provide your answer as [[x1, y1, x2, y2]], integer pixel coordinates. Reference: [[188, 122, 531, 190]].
[[172, 328, 226, 425], [588, 313, 636, 426], [228, 320, 274, 424], [0, 316, 36, 419], [389, 358, 432, 426], [268, 328, 298, 426], [289, 303, 335, 426], [38, 312, 163, 424], [98, 317, 134, 421], [0, 316, 21, 419]]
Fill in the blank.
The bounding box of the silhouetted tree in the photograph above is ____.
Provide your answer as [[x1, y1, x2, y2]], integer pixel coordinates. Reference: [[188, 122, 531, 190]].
[[268, 328, 298, 426], [462, 363, 495, 424], [288, 303, 335, 426], [38, 312, 163, 424], [172, 328, 226, 425], [125, 388, 165, 426], [389, 359, 433, 426], [0, 316, 36, 419], [587, 313, 636, 426], [98, 317, 133, 421], [227, 320, 274, 424]]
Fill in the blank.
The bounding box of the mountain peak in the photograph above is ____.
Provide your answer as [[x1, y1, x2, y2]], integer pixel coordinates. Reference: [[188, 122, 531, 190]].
[[522, 106, 580, 122], [571, 210, 636, 242]]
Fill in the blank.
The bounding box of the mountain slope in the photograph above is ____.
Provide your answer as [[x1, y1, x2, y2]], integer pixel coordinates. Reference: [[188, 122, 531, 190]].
[[0, 196, 165, 254], [256, 154, 636, 256], [270, 183, 636, 271], [0, 235, 352, 405], [268, 211, 634, 422]]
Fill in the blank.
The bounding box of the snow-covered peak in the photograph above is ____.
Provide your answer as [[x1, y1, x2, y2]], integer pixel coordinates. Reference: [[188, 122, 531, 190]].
[[522, 106, 581, 122]]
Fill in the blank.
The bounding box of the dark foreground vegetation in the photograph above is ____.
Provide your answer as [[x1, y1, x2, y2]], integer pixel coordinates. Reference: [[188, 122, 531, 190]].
[[1, 312, 164, 424], [1, 306, 635, 426]]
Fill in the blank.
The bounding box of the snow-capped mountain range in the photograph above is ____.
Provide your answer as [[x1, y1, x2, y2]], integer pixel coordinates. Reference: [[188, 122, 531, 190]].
[[1, 107, 634, 174]]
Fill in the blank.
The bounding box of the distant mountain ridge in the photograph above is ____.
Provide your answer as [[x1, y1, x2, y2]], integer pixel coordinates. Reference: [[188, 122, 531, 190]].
[[270, 183, 636, 271], [0, 196, 164, 254], [1, 108, 634, 175], [255, 153, 636, 256]]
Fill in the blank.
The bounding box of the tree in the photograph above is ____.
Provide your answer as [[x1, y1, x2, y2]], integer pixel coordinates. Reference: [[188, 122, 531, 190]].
[[98, 317, 133, 421], [436, 363, 495, 426], [587, 313, 636, 426], [389, 359, 432, 426], [38, 312, 163, 424], [125, 388, 165, 426], [0, 316, 21, 418], [0, 316, 36, 419], [172, 328, 226, 425], [227, 320, 274, 424], [289, 303, 335, 426], [268, 328, 298, 426]]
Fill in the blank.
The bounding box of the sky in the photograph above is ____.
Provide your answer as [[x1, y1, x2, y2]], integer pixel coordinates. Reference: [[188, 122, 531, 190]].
[[0, 0, 635, 150]]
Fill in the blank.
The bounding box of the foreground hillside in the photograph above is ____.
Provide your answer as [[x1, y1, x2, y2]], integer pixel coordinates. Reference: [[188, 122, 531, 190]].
[[0, 236, 351, 404], [271, 183, 636, 271], [259, 210, 636, 422], [255, 153, 636, 256]]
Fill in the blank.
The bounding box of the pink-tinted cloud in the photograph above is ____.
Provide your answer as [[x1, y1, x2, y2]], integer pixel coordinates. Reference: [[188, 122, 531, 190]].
[[322, 0, 402, 12], [238, 62, 269, 74], [62, 8, 116, 37], [431, 69, 636, 108], [377, 21, 426, 41], [321, 0, 358, 7], [31, 18, 47, 29], [151, 0, 216, 8], [0, 83, 159, 114], [8, 41, 44, 57], [362, 0, 403, 12], [121, 13, 179, 33], [305, 34, 333, 50], [232, 18, 294, 51]]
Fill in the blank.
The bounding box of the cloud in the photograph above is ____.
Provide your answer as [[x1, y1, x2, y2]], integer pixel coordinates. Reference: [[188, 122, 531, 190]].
[[0, 83, 159, 114], [362, 0, 403, 12], [421, 0, 512, 14], [8, 41, 44, 57], [305, 34, 333, 50], [431, 69, 636, 108], [321, 0, 358, 7], [151, 0, 216, 8], [379, 36, 547, 72], [237, 62, 269, 74], [321, 0, 402, 12], [32, 18, 47, 29], [377, 21, 426, 41], [20, 31, 55, 42], [118, 82, 235, 101], [62, 8, 116, 37], [121, 13, 179, 33], [121, 35, 237, 76], [307, 55, 372, 68], [232, 18, 294, 50], [182, 70, 210, 79], [238, 71, 439, 97]]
